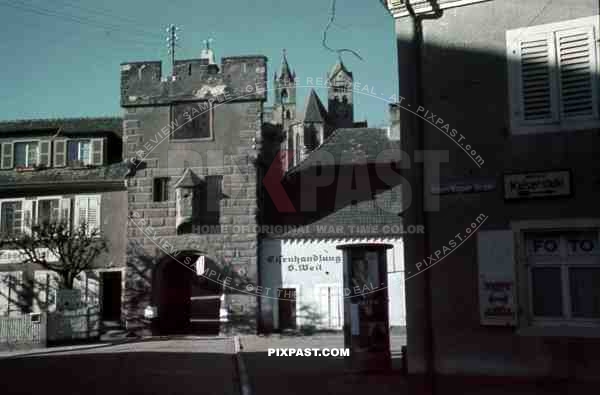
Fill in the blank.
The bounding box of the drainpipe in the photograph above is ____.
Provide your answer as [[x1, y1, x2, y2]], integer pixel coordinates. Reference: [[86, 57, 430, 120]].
[[399, 1, 442, 393]]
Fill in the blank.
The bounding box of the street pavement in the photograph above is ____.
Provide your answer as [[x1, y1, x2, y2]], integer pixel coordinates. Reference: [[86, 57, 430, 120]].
[[239, 334, 408, 395], [0, 337, 239, 395]]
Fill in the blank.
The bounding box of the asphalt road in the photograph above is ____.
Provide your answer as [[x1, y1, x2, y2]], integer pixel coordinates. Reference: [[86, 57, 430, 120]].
[[0, 338, 239, 395]]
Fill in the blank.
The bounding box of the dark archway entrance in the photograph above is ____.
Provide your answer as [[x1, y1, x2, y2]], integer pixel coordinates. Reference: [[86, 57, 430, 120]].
[[153, 252, 224, 335]]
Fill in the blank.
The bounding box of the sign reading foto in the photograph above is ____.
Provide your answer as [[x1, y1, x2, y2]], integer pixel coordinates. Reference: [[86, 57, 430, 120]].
[[504, 170, 571, 200]]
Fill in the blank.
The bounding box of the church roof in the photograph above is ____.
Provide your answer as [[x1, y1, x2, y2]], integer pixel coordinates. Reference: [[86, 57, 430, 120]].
[[303, 90, 328, 123], [328, 60, 352, 81]]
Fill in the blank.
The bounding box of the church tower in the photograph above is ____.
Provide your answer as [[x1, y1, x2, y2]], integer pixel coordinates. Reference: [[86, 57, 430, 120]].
[[273, 49, 296, 126], [327, 60, 354, 130]]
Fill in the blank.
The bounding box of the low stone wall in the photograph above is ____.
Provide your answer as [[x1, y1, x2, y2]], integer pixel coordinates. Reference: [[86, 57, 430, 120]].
[[47, 307, 100, 343]]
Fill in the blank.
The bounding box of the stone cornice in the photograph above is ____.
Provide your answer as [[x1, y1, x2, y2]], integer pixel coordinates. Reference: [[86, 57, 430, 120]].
[[382, 0, 493, 19]]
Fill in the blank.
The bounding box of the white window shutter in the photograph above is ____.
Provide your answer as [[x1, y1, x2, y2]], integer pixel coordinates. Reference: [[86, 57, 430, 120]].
[[59, 198, 71, 227], [75, 196, 88, 229], [84, 271, 100, 307], [90, 138, 104, 166], [53, 139, 67, 167], [75, 196, 100, 232], [38, 140, 51, 167], [556, 26, 599, 120], [477, 230, 517, 326], [1, 142, 13, 169], [22, 199, 33, 232], [88, 196, 99, 231], [516, 32, 559, 124]]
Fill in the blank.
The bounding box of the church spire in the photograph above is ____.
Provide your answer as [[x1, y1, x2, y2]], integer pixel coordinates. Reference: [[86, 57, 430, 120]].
[[278, 49, 294, 82]]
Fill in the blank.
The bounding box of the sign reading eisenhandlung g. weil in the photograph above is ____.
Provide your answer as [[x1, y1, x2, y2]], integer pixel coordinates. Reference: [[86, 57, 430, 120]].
[[503, 170, 571, 200]]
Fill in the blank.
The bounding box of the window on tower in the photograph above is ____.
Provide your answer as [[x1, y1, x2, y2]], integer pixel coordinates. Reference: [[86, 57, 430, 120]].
[[171, 102, 213, 140], [281, 89, 288, 103]]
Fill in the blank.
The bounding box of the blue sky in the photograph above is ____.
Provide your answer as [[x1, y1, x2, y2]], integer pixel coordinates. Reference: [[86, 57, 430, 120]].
[[0, 0, 397, 126]]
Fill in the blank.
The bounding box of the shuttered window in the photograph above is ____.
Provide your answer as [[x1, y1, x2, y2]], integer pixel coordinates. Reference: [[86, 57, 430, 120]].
[[556, 27, 598, 120], [74, 195, 101, 233], [507, 16, 599, 134], [1, 142, 14, 169], [90, 138, 104, 166], [53, 140, 67, 167], [38, 140, 51, 167]]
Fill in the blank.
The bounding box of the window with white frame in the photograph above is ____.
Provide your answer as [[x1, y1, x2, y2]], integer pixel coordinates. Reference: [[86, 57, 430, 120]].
[[507, 16, 600, 134], [67, 140, 91, 166], [0, 197, 71, 234], [0, 201, 23, 236], [525, 231, 600, 323], [37, 198, 60, 225], [13, 141, 38, 168]]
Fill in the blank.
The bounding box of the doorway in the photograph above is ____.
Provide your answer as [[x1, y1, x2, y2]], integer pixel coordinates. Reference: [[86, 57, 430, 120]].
[[101, 271, 122, 321], [153, 254, 223, 335], [278, 288, 297, 330], [156, 259, 192, 334]]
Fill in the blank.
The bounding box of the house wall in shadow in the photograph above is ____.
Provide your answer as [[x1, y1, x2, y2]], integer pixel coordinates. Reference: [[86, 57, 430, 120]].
[[390, 0, 600, 380]]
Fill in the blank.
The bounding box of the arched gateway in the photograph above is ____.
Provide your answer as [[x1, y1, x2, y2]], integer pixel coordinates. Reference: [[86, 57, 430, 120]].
[[152, 250, 224, 335]]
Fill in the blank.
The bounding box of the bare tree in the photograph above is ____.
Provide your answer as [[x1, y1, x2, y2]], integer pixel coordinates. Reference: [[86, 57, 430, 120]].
[[0, 222, 108, 290]]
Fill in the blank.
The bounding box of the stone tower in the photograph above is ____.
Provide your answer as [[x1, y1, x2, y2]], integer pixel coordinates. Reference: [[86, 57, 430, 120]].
[[119, 46, 267, 336], [272, 49, 296, 127], [327, 60, 354, 130]]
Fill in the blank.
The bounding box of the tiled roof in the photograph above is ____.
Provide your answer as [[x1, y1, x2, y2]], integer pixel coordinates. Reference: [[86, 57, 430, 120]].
[[268, 185, 403, 239], [0, 117, 123, 136], [286, 128, 401, 175], [303, 90, 328, 123], [0, 162, 128, 189]]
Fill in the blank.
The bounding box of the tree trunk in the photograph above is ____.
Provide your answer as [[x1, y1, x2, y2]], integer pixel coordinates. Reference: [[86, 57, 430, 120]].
[[63, 272, 75, 290]]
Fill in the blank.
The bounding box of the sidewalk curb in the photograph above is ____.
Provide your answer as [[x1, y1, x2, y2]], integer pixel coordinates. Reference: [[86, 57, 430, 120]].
[[234, 336, 252, 395], [0, 335, 232, 360], [0, 338, 133, 360]]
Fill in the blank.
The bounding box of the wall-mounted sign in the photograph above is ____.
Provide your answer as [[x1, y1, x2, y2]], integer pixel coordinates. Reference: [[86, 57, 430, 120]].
[[430, 177, 496, 195], [477, 230, 517, 326], [504, 170, 571, 200]]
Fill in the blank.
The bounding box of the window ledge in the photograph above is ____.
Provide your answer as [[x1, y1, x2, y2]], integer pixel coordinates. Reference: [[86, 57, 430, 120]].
[[170, 137, 215, 143], [511, 120, 600, 136], [518, 325, 600, 338]]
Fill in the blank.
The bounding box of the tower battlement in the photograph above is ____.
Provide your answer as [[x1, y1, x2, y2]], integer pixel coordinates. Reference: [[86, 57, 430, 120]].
[[120, 55, 267, 107]]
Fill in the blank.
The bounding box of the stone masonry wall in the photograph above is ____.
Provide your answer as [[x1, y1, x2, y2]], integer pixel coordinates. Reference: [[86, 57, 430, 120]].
[[121, 55, 266, 334]]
